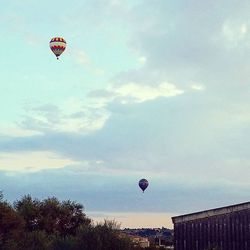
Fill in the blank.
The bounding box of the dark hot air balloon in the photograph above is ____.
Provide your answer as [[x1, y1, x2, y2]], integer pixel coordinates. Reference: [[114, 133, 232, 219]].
[[49, 37, 66, 59], [139, 179, 149, 193]]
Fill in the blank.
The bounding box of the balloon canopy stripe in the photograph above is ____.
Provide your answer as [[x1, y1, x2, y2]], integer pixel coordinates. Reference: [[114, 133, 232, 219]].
[[50, 42, 66, 47], [50, 37, 66, 43], [50, 46, 66, 50]]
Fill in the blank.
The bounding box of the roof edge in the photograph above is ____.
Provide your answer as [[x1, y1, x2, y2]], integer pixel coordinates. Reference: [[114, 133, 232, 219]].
[[172, 201, 250, 224]]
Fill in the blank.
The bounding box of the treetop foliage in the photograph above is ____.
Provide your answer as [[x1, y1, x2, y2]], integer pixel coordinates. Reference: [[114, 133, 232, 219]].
[[0, 193, 158, 250]]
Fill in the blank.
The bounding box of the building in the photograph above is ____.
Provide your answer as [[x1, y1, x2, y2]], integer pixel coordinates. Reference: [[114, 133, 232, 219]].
[[130, 235, 150, 248], [154, 230, 174, 249], [120, 232, 150, 248], [121, 227, 173, 248], [172, 201, 250, 250]]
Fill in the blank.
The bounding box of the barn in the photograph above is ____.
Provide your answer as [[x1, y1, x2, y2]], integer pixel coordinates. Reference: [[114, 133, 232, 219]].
[[172, 201, 250, 250]]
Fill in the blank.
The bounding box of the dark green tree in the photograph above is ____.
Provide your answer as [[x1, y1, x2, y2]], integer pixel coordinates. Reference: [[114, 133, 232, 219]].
[[14, 196, 91, 236], [19, 231, 54, 250], [1, 194, 141, 250], [14, 195, 40, 231], [75, 220, 133, 250], [0, 194, 24, 249]]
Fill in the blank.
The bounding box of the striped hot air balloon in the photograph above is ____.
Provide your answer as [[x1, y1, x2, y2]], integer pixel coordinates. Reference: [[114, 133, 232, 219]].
[[49, 37, 66, 59]]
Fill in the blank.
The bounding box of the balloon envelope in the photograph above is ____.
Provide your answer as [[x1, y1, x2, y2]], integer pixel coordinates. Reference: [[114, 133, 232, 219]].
[[139, 179, 149, 192], [50, 37, 66, 59]]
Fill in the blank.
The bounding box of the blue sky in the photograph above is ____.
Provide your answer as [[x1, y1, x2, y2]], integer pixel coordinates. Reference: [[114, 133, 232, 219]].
[[1, 0, 250, 228]]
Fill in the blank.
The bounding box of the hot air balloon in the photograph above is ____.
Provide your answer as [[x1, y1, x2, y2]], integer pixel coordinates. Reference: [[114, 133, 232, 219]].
[[49, 37, 66, 59], [139, 179, 149, 193]]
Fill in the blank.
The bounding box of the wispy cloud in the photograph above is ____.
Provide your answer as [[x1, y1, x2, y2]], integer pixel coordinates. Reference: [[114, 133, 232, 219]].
[[110, 82, 183, 103], [19, 101, 109, 134], [0, 151, 79, 172], [89, 81, 183, 103], [71, 49, 105, 76], [15, 80, 183, 135]]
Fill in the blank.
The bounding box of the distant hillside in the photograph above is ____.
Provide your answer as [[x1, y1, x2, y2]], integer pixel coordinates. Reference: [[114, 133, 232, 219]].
[[122, 227, 173, 237]]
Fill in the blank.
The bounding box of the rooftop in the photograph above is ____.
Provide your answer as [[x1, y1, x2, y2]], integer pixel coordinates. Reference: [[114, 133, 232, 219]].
[[172, 201, 250, 224]]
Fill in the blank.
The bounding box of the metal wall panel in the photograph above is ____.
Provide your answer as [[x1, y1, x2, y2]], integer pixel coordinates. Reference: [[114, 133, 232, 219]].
[[173, 209, 250, 250]]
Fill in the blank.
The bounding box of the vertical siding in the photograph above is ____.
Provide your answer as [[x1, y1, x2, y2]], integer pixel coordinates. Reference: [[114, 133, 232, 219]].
[[174, 209, 250, 250]]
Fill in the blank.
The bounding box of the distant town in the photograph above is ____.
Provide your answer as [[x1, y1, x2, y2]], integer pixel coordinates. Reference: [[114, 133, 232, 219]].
[[121, 227, 174, 249]]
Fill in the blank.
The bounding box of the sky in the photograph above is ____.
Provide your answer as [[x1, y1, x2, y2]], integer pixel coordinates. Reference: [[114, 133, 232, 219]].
[[1, 0, 250, 229]]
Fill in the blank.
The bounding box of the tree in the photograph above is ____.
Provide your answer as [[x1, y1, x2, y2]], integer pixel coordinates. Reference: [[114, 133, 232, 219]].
[[0, 196, 24, 249], [14, 195, 40, 231], [1, 194, 140, 249], [57, 199, 91, 236], [75, 220, 133, 250], [14, 196, 91, 236], [51, 235, 76, 250], [19, 231, 54, 250], [39, 197, 91, 235]]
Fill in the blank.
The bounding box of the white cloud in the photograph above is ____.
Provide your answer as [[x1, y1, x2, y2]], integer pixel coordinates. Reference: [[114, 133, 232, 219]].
[[222, 21, 248, 47], [222, 22, 247, 39], [109, 0, 122, 6], [18, 81, 183, 134], [19, 100, 110, 134], [71, 49, 105, 75], [89, 82, 184, 104], [137, 56, 147, 65], [190, 84, 205, 91], [0, 151, 79, 172], [73, 50, 90, 66], [0, 123, 42, 137], [112, 82, 183, 103]]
